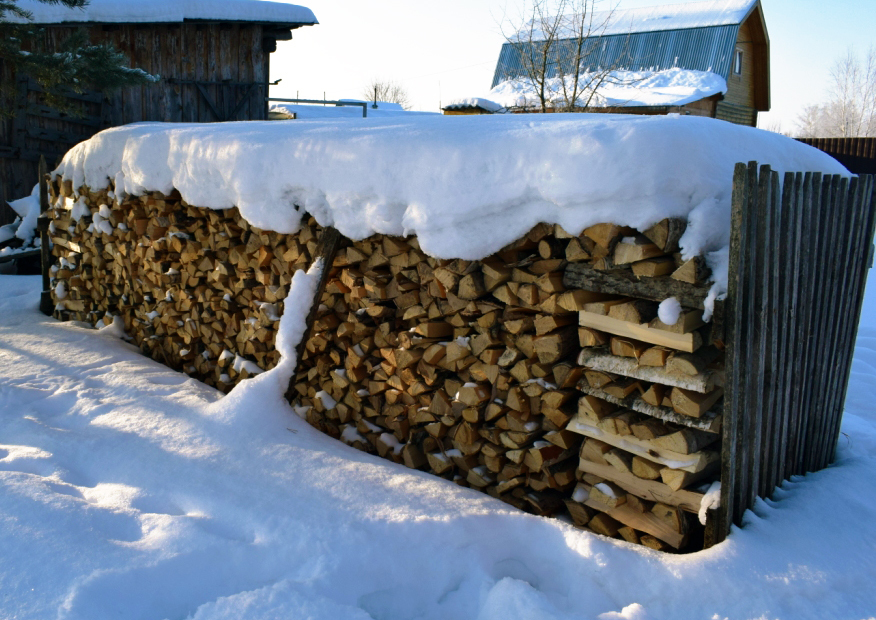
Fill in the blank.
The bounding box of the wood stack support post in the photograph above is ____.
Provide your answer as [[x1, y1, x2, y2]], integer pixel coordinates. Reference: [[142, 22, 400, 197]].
[[44, 164, 876, 552], [37, 156, 54, 315]]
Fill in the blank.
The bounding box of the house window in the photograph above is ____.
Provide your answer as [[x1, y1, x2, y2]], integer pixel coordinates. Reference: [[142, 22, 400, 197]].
[[734, 49, 743, 75]]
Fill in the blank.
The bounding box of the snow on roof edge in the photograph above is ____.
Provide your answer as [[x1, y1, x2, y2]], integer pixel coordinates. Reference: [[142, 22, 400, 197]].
[[513, 0, 757, 40], [13, 0, 318, 26]]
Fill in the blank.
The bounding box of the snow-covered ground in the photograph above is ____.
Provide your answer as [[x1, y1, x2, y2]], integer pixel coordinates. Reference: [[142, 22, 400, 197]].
[[1, 258, 875, 619], [270, 101, 437, 120]]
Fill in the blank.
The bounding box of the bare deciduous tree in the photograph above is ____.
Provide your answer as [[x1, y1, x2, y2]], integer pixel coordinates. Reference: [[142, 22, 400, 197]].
[[362, 79, 411, 110], [796, 46, 876, 138], [499, 0, 628, 113]]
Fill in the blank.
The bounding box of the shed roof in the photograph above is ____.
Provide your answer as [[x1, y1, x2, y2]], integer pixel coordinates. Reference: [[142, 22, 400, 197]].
[[512, 0, 757, 41], [493, 0, 765, 90], [14, 0, 318, 27]]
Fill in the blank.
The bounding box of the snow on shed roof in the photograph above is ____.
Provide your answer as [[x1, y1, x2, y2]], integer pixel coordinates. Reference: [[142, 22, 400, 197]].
[[605, 0, 757, 35], [515, 0, 757, 40], [14, 0, 318, 26], [496, 0, 762, 88], [488, 68, 728, 110]]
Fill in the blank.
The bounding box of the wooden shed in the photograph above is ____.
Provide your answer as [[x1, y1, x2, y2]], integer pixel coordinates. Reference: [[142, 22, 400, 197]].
[[0, 0, 317, 208], [487, 0, 769, 125]]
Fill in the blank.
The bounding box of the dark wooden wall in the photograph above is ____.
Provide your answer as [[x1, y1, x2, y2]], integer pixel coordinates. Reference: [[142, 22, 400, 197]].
[[797, 138, 876, 175], [1, 22, 273, 222], [713, 162, 875, 541]]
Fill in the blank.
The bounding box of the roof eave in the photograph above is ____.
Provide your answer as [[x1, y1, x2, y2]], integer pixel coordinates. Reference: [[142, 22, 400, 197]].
[[34, 18, 318, 28]]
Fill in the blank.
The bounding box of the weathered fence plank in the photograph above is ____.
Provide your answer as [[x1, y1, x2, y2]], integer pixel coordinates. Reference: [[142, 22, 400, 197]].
[[821, 176, 876, 466], [717, 164, 874, 542]]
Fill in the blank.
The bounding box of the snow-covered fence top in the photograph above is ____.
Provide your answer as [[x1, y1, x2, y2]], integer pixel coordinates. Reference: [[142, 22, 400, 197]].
[[15, 0, 318, 25], [54, 115, 848, 299]]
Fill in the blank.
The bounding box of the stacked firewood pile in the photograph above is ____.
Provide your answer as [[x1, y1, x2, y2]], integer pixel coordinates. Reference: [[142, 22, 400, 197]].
[[46, 175, 723, 550], [291, 218, 724, 551], [46, 179, 319, 391]]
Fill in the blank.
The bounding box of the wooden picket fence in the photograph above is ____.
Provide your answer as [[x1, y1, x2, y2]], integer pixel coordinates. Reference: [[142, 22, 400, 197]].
[[713, 162, 876, 540], [797, 137, 876, 175]]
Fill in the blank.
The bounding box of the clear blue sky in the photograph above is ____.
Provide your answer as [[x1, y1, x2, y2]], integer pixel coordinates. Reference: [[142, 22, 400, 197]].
[[270, 0, 876, 134]]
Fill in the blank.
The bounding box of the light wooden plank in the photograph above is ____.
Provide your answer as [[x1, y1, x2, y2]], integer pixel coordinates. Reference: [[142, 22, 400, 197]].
[[568, 416, 719, 473], [583, 498, 688, 549], [577, 458, 705, 513], [577, 347, 719, 393], [577, 384, 722, 433], [578, 310, 701, 353]]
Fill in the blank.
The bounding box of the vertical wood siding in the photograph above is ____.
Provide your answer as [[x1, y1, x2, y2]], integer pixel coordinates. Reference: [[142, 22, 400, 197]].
[[796, 138, 876, 175], [0, 22, 273, 218]]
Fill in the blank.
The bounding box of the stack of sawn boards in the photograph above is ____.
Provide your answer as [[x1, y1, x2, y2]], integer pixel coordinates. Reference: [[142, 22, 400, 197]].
[[291, 216, 725, 552]]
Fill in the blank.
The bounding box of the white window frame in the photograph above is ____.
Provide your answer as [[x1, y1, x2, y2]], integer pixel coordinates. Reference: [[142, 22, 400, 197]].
[[734, 49, 743, 75]]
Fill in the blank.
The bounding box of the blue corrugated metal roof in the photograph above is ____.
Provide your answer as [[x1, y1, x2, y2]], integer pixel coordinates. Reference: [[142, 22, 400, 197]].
[[492, 23, 741, 88]]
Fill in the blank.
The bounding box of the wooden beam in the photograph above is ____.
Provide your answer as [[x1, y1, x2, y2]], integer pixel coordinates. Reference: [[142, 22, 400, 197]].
[[285, 225, 342, 400], [577, 384, 722, 433], [579, 310, 702, 352], [577, 458, 705, 513], [564, 262, 710, 310], [577, 347, 720, 393], [583, 498, 688, 549], [568, 416, 719, 473]]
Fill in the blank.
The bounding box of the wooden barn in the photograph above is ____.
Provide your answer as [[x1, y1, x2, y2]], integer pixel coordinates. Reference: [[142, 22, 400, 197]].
[[0, 0, 317, 212], [455, 0, 769, 125]]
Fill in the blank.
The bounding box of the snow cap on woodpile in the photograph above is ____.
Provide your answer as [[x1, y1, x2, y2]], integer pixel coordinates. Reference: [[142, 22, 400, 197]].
[[53, 114, 848, 298]]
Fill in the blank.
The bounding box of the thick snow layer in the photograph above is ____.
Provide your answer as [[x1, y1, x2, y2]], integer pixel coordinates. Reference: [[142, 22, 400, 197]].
[[515, 0, 756, 41], [488, 68, 728, 109], [53, 115, 848, 305], [8, 186, 40, 246], [1, 253, 876, 619], [14, 0, 317, 25]]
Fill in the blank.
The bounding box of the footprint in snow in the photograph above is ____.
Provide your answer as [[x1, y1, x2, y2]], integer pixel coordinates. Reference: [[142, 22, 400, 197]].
[[130, 494, 187, 517], [146, 374, 189, 386]]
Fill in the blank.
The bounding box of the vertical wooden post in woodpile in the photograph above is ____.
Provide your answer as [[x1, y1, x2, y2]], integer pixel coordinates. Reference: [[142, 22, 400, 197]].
[[284, 225, 342, 402], [37, 156, 54, 316]]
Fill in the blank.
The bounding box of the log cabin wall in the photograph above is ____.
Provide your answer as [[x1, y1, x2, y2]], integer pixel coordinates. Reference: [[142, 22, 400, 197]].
[[0, 22, 272, 222], [716, 5, 769, 128]]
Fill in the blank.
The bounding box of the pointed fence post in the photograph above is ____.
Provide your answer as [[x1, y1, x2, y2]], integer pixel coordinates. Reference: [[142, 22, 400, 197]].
[[37, 156, 54, 316]]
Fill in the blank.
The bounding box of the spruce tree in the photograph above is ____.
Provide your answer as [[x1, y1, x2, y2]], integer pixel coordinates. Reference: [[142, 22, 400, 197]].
[[0, 0, 156, 116]]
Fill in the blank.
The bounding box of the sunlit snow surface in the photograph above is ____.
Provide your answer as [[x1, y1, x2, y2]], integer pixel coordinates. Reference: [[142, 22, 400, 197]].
[[53, 115, 848, 307], [0, 267, 875, 619]]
